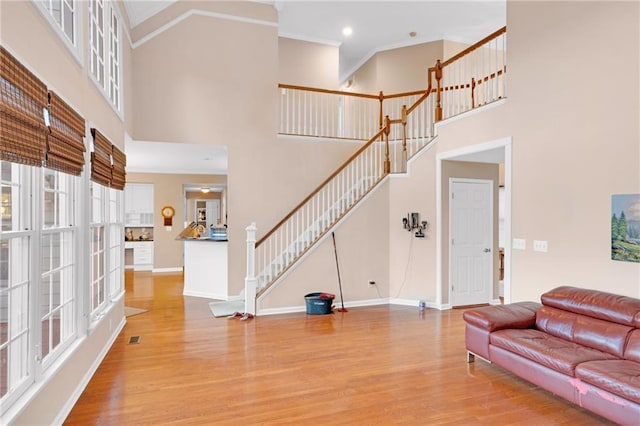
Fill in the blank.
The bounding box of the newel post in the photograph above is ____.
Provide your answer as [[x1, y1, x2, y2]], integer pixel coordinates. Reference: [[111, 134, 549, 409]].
[[244, 222, 257, 316], [435, 59, 443, 122], [378, 91, 384, 131], [401, 105, 408, 172], [383, 115, 391, 174]]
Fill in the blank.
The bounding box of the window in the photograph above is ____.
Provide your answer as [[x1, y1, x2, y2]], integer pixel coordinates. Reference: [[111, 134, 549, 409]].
[[89, 0, 105, 88], [108, 189, 123, 299], [34, 0, 81, 62], [108, 9, 121, 111], [89, 183, 106, 316], [0, 161, 34, 406], [89, 0, 122, 113], [40, 169, 77, 367]]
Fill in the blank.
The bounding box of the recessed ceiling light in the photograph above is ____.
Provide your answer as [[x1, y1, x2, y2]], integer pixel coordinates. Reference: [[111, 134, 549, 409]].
[[342, 26, 353, 37], [409, 31, 417, 38]]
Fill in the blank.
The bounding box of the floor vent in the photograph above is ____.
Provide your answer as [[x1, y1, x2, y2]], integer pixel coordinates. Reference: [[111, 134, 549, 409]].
[[128, 336, 141, 344]]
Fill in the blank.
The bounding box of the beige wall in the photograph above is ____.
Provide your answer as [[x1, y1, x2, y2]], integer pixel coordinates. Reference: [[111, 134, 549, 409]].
[[433, 1, 640, 301], [278, 37, 339, 89], [387, 147, 439, 304], [348, 41, 443, 94], [131, 3, 359, 296], [127, 173, 227, 269], [0, 0, 132, 148]]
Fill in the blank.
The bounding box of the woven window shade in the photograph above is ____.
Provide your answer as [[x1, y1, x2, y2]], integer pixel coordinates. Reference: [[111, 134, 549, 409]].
[[46, 91, 86, 175], [111, 144, 126, 190], [0, 46, 48, 166], [90, 128, 112, 187]]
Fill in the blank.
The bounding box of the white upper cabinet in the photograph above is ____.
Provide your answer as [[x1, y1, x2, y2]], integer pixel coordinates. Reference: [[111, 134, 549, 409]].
[[124, 183, 154, 226]]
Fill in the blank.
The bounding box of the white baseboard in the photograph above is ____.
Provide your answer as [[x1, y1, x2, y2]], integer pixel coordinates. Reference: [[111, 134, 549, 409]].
[[258, 298, 414, 316], [53, 316, 126, 425], [183, 289, 228, 300], [152, 267, 183, 273]]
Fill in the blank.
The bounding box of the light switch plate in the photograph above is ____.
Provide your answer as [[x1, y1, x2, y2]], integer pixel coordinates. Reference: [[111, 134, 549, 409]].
[[513, 238, 526, 250], [533, 240, 548, 252]]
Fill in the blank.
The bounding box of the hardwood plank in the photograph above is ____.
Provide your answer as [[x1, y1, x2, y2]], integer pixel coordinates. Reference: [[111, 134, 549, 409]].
[[64, 271, 613, 425]]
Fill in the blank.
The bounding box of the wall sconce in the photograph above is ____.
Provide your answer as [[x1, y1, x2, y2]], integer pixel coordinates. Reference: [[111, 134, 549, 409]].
[[402, 212, 428, 238]]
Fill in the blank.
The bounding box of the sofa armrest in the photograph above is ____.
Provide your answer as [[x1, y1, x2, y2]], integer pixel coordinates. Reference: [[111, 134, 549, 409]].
[[463, 301, 541, 331]]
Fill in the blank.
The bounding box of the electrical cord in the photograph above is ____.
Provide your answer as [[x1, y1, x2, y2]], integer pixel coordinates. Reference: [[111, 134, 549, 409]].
[[394, 230, 415, 298]]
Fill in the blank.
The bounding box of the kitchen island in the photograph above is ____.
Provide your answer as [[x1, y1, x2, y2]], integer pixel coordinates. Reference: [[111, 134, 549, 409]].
[[182, 238, 228, 300]]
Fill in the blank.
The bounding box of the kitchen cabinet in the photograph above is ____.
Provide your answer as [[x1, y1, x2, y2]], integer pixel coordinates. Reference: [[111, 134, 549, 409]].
[[124, 183, 154, 226], [125, 241, 154, 271], [195, 199, 220, 229]]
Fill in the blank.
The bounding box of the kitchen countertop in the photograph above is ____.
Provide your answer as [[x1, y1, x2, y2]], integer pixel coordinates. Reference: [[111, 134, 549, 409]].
[[181, 237, 228, 242]]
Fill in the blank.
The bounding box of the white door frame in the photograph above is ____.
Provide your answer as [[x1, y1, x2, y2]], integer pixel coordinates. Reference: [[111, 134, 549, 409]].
[[436, 136, 512, 309], [449, 178, 493, 306]]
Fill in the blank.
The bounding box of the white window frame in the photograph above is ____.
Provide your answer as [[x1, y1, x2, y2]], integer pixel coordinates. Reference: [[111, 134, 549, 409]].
[[89, 0, 123, 117], [33, 0, 83, 64], [39, 169, 78, 371], [0, 162, 36, 411], [108, 189, 124, 301], [89, 182, 107, 320]]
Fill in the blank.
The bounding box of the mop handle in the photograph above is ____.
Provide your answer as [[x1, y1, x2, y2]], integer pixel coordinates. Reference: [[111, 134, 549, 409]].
[[331, 232, 346, 310]]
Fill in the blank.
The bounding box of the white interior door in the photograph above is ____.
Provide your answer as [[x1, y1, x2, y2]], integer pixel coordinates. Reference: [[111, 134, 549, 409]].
[[206, 200, 220, 228], [450, 179, 493, 306]]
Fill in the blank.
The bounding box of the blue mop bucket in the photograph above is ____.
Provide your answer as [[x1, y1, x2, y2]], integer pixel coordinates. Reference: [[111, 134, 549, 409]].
[[304, 292, 335, 314]]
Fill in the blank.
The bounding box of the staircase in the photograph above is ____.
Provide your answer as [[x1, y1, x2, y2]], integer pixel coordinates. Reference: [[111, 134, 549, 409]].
[[244, 27, 507, 315]]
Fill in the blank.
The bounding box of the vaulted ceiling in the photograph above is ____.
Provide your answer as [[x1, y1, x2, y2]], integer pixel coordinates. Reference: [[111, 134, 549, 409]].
[[121, 1, 505, 175]]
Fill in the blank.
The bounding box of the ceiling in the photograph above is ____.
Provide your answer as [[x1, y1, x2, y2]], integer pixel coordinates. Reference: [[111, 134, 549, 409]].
[[122, 0, 506, 176]]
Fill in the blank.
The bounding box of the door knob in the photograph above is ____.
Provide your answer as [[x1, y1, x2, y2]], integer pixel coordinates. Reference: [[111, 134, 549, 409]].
[[483, 248, 491, 253]]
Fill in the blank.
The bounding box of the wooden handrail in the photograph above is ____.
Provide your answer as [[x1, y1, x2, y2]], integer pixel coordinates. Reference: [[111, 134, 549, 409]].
[[383, 89, 429, 100], [279, 84, 428, 102], [256, 127, 387, 247], [406, 68, 434, 115], [441, 26, 506, 68], [278, 83, 379, 100]]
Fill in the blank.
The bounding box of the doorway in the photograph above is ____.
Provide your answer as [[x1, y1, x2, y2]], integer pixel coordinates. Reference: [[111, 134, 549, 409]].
[[449, 179, 493, 306], [436, 137, 512, 308]]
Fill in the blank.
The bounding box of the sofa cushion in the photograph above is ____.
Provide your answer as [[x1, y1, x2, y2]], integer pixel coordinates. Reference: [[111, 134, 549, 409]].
[[541, 286, 640, 327], [462, 302, 540, 332], [490, 329, 618, 376], [536, 305, 633, 358], [575, 360, 640, 404], [625, 330, 640, 362]]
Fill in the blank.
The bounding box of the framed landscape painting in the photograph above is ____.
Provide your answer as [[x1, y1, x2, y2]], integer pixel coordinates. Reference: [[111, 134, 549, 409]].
[[611, 194, 640, 263]]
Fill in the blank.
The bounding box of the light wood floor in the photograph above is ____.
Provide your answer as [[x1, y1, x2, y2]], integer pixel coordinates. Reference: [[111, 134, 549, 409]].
[[64, 272, 613, 425]]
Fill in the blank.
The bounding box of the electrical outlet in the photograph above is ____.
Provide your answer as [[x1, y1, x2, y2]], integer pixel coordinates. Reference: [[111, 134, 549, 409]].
[[533, 240, 548, 252], [513, 238, 526, 250], [368, 280, 376, 286]]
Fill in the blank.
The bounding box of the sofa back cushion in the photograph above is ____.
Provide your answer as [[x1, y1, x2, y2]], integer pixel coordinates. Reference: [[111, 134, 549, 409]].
[[536, 306, 633, 358], [541, 286, 640, 327], [625, 329, 640, 362]]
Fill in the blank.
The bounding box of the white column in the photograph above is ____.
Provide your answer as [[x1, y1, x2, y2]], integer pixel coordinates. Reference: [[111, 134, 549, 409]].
[[244, 222, 257, 316]]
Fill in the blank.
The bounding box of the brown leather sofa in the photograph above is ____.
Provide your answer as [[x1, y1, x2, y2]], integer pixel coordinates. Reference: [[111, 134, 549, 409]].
[[463, 286, 640, 425]]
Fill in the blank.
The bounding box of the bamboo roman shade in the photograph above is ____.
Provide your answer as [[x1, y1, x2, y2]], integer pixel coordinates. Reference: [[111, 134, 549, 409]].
[[0, 46, 48, 166], [90, 128, 113, 187], [46, 91, 86, 175], [111, 144, 126, 190]]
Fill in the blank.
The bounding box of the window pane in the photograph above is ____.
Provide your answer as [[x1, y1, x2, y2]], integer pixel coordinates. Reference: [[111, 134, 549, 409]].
[[41, 318, 50, 358], [1, 161, 28, 232], [63, 1, 74, 42], [44, 191, 56, 228], [52, 0, 62, 25]]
